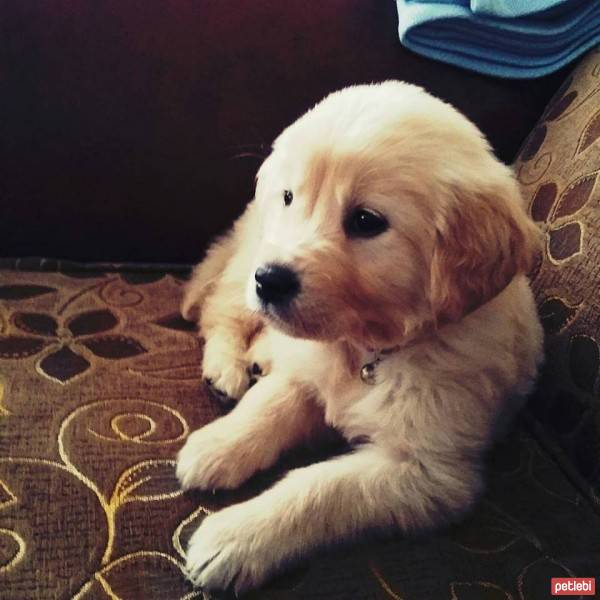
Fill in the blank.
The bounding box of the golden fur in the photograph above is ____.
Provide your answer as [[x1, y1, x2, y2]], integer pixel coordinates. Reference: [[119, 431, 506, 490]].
[[176, 81, 544, 594]]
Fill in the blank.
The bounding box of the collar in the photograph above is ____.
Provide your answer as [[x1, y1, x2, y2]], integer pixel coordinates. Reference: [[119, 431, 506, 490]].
[[360, 345, 401, 385]]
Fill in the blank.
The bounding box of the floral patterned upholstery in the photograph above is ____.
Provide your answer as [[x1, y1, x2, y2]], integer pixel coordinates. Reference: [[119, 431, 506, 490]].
[[514, 47, 600, 505], [0, 268, 599, 600], [2, 49, 600, 600]]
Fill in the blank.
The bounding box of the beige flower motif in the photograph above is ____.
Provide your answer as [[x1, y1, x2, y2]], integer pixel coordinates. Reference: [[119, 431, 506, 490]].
[[0, 306, 146, 384]]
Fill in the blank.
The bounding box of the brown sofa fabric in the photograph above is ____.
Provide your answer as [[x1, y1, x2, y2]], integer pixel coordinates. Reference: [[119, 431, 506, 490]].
[[0, 269, 599, 599], [514, 48, 600, 504]]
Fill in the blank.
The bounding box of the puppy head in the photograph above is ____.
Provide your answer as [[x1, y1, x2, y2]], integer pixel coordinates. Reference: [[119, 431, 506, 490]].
[[247, 82, 539, 347]]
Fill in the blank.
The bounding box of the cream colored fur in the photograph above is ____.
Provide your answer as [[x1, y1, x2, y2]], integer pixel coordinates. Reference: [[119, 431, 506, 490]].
[[176, 81, 544, 594]]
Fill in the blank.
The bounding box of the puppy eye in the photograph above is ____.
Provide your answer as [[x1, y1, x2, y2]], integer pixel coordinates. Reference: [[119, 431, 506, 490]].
[[345, 208, 388, 238], [283, 190, 293, 206]]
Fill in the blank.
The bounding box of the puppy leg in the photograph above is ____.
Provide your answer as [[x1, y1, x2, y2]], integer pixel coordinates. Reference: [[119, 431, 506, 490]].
[[181, 237, 255, 400], [176, 374, 325, 490], [200, 286, 262, 401], [184, 202, 263, 400], [186, 446, 481, 593]]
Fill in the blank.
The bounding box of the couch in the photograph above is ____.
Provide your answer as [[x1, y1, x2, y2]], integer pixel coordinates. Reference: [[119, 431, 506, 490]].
[[0, 2, 599, 598]]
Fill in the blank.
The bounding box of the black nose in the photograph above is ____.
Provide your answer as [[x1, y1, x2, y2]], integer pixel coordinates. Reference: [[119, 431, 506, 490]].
[[255, 264, 300, 304]]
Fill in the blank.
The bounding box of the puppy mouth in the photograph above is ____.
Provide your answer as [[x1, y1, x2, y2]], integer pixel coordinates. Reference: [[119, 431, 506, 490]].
[[251, 293, 310, 338], [258, 299, 300, 333], [260, 296, 342, 342]]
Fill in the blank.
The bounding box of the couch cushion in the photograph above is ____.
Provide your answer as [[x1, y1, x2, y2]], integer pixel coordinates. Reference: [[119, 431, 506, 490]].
[[1, 268, 599, 599], [513, 48, 600, 505]]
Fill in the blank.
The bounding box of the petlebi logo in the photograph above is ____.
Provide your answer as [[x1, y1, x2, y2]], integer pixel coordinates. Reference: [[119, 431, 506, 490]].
[[551, 577, 595, 596]]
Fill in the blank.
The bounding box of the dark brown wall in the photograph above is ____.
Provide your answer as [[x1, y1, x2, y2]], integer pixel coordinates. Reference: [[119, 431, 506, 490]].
[[1, 0, 568, 263]]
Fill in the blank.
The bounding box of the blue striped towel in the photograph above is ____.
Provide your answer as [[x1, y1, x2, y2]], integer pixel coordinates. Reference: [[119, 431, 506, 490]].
[[396, 0, 600, 78]]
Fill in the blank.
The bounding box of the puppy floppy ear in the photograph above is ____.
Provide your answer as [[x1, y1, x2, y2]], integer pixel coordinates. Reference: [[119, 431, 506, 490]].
[[430, 182, 540, 324]]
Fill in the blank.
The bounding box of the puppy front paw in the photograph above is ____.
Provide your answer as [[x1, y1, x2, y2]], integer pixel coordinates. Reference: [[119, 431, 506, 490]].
[[176, 424, 258, 491], [186, 506, 278, 594], [202, 335, 250, 402]]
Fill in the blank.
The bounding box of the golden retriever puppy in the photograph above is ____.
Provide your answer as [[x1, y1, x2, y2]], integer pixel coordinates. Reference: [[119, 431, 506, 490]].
[[176, 81, 543, 594]]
